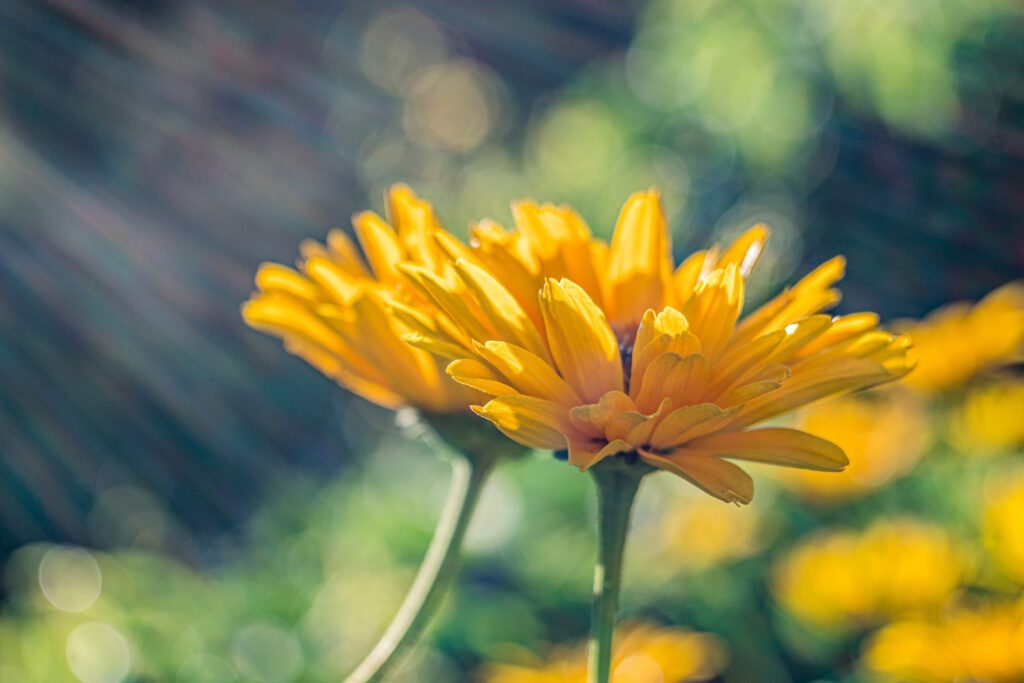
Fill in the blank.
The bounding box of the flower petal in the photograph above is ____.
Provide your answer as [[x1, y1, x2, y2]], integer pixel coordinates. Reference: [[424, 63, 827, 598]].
[[685, 428, 848, 471], [455, 259, 550, 361], [607, 190, 672, 325], [352, 211, 404, 284], [640, 452, 754, 504], [472, 396, 574, 450], [715, 224, 769, 278], [540, 278, 624, 402], [447, 358, 518, 397], [474, 340, 580, 405], [634, 352, 709, 414]]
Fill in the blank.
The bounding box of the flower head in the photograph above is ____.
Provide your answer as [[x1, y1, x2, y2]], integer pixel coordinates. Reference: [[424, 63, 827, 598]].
[[895, 281, 1024, 394], [405, 190, 913, 502], [484, 622, 727, 683], [242, 186, 480, 413]]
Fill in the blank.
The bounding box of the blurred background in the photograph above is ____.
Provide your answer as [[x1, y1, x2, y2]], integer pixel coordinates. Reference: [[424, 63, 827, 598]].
[[1, 0, 1023, 681]]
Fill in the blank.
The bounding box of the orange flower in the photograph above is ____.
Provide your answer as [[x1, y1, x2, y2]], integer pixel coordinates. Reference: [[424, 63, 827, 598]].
[[242, 186, 480, 413], [405, 190, 913, 502]]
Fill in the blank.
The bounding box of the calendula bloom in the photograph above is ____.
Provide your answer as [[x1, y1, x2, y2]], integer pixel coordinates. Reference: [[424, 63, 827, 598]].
[[403, 190, 913, 502], [242, 185, 480, 413], [773, 519, 965, 632], [863, 599, 1024, 682], [984, 467, 1024, 584], [775, 388, 931, 501], [952, 379, 1024, 455], [484, 623, 727, 683], [895, 281, 1024, 394]]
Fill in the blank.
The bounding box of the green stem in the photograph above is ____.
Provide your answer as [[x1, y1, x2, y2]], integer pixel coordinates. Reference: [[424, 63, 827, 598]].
[[344, 451, 496, 683], [587, 461, 645, 683]]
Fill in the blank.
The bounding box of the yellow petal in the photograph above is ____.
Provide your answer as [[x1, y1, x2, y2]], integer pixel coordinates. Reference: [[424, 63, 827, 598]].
[[634, 352, 709, 414], [472, 396, 573, 450], [791, 312, 879, 360], [254, 264, 318, 300], [728, 359, 893, 428], [455, 259, 549, 361], [568, 438, 632, 471], [400, 264, 496, 343], [352, 211, 404, 284], [708, 330, 785, 395], [540, 278, 624, 403], [403, 332, 471, 362], [446, 358, 518, 397], [474, 341, 580, 405], [242, 296, 346, 355], [387, 184, 443, 269], [569, 391, 636, 436], [685, 428, 848, 471], [282, 337, 406, 410], [683, 265, 744, 361], [640, 452, 754, 504], [625, 397, 673, 446], [325, 229, 372, 277], [605, 412, 649, 443], [731, 257, 845, 345], [671, 249, 713, 306], [715, 224, 769, 278], [628, 331, 701, 400], [607, 190, 672, 325], [649, 403, 730, 450], [304, 257, 363, 306]]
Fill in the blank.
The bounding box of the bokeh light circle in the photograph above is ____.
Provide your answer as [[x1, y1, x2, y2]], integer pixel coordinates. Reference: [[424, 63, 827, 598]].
[[66, 622, 131, 683], [38, 546, 102, 613]]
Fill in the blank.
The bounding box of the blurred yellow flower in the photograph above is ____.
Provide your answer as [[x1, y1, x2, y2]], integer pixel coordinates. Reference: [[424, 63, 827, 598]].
[[484, 623, 727, 683], [659, 494, 764, 569], [773, 519, 965, 632], [242, 185, 480, 413], [863, 599, 1024, 682], [776, 388, 931, 501], [896, 282, 1024, 394], [952, 379, 1024, 455], [406, 190, 913, 503], [984, 467, 1024, 584]]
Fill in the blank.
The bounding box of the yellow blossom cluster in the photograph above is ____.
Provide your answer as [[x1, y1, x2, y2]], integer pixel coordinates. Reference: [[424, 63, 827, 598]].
[[773, 519, 965, 631], [863, 599, 1024, 682], [484, 623, 727, 683]]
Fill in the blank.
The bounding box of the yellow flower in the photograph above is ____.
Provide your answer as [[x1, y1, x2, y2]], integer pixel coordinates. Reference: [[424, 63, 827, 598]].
[[242, 185, 480, 413], [984, 467, 1024, 584], [773, 519, 965, 632], [484, 623, 727, 683], [895, 281, 1024, 393], [952, 379, 1024, 455], [405, 190, 913, 503], [863, 599, 1024, 682], [775, 388, 931, 501], [658, 494, 765, 570]]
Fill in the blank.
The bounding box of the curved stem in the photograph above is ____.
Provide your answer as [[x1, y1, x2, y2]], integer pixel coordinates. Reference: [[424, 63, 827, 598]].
[[587, 463, 645, 683], [345, 451, 496, 683]]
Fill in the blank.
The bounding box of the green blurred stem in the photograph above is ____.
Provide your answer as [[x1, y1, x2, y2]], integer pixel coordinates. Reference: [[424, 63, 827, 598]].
[[587, 462, 645, 683], [344, 450, 496, 683]]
